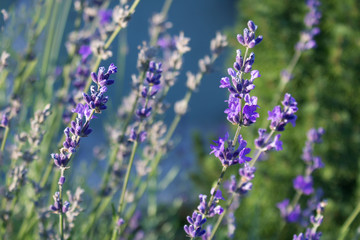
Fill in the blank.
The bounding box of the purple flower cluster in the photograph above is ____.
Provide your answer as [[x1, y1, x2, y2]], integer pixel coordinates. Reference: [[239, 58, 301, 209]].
[[220, 20, 262, 126], [296, 0, 321, 51], [51, 64, 117, 169], [226, 164, 256, 195], [184, 190, 225, 238], [237, 20, 263, 49], [293, 201, 327, 240], [184, 212, 207, 238], [50, 192, 70, 214], [210, 132, 251, 166], [277, 128, 325, 224], [0, 113, 8, 127], [268, 93, 298, 131], [277, 199, 302, 223], [295, 128, 325, 194], [136, 61, 162, 119], [254, 128, 283, 152]]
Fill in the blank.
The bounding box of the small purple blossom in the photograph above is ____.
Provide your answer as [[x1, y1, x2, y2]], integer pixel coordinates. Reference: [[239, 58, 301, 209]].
[[277, 199, 301, 223], [184, 212, 206, 238], [295, 0, 321, 51], [210, 133, 251, 166], [146, 61, 162, 85], [268, 93, 298, 131], [236, 20, 263, 48], [99, 9, 112, 25], [197, 192, 224, 217], [294, 175, 314, 195], [293, 200, 327, 240], [0, 113, 8, 127], [49, 192, 70, 214], [255, 128, 283, 152], [79, 45, 92, 61]]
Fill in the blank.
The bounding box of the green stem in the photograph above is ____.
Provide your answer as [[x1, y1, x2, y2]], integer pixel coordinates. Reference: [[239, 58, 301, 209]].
[[338, 201, 360, 240], [111, 140, 138, 240], [59, 168, 65, 240], [232, 125, 241, 147], [209, 197, 233, 240], [111, 84, 152, 240], [1, 126, 9, 152], [206, 166, 227, 213]]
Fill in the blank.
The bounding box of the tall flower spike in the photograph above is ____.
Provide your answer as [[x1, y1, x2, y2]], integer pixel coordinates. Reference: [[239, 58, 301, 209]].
[[185, 21, 261, 238]]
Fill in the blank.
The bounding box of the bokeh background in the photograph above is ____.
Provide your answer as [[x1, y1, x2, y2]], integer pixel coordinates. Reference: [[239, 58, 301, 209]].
[[1, 0, 359, 239]]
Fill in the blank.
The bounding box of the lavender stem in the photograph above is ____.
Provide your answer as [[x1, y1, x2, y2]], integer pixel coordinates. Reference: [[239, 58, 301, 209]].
[[0, 126, 9, 152]]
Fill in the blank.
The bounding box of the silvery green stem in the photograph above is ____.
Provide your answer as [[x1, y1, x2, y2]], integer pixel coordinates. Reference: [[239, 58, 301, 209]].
[[59, 167, 65, 240], [338, 198, 360, 240], [0, 126, 9, 152]]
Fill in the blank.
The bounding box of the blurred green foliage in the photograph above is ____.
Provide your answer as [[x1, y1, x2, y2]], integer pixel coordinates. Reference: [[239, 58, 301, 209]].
[[191, 0, 360, 239]]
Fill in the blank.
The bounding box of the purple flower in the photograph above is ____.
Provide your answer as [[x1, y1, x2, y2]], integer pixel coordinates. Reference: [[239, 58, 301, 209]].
[[307, 128, 325, 143], [197, 192, 224, 217], [51, 152, 70, 168], [242, 95, 259, 126], [295, 0, 321, 51], [184, 212, 206, 237], [79, 45, 92, 61], [239, 164, 256, 181], [294, 200, 327, 240], [157, 36, 177, 50], [302, 128, 325, 170], [293, 175, 314, 195], [255, 129, 283, 152], [99, 9, 112, 25], [236, 20, 263, 48], [72, 103, 93, 121], [210, 133, 251, 166], [277, 199, 301, 223], [146, 61, 162, 85], [49, 192, 70, 214], [224, 94, 241, 125], [268, 93, 298, 131], [0, 113, 8, 127]]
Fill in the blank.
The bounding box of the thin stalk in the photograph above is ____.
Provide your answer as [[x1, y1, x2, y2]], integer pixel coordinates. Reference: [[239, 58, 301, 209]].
[[111, 84, 153, 240], [232, 125, 242, 147], [209, 197, 234, 240], [0, 126, 9, 152], [338, 201, 360, 240], [40, 0, 59, 82], [206, 166, 228, 213], [59, 168, 65, 240]]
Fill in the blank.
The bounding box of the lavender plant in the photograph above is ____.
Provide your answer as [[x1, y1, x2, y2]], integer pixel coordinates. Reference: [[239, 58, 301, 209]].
[[49, 63, 117, 239], [1, 0, 358, 239], [277, 128, 325, 229], [184, 20, 263, 238]]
